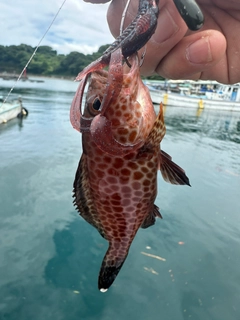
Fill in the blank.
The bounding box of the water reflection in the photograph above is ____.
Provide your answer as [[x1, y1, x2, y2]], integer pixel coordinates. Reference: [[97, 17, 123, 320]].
[[0, 117, 25, 134], [179, 250, 238, 320], [159, 105, 240, 144], [44, 218, 108, 318]]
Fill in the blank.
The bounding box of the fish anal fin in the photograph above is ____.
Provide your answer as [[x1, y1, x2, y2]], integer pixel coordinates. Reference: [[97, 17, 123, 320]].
[[141, 205, 162, 229], [159, 150, 191, 186]]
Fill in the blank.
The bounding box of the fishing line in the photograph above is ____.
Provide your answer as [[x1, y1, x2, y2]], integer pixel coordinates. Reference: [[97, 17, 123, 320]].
[[3, 0, 67, 104], [120, 0, 132, 35], [120, 0, 147, 66]]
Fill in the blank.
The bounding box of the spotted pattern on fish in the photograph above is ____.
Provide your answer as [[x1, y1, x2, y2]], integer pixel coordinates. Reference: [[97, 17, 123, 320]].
[[71, 51, 190, 291], [83, 55, 155, 149], [73, 103, 165, 289]]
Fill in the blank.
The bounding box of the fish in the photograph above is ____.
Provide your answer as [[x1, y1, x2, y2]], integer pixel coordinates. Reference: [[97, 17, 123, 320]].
[[70, 48, 190, 292], [70, 0, 190, 291]]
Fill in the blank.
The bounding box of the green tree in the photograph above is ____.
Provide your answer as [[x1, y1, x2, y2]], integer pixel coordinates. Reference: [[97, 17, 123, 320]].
[[0, 42, 163, 79]]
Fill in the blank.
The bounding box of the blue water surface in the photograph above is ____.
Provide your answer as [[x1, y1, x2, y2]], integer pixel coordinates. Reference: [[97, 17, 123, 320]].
[[0, 78, 240, 320]]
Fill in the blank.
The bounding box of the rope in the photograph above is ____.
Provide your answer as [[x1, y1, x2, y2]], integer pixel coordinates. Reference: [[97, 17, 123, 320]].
[[3, 0, 67, 104]]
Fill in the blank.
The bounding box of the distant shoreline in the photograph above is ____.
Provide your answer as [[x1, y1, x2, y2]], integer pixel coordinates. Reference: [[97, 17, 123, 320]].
[[0, 72, 76, 82]]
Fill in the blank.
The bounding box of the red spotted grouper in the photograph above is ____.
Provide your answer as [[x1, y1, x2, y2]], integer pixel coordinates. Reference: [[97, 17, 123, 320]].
[[70, 49, 190, 291], [70, 0, 190, 291]]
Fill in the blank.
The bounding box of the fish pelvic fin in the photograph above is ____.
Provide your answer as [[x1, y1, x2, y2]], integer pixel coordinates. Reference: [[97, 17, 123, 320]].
[[159, 150, 191, 186], [141, 204, 162, 229], [98, 245, 128, 292]]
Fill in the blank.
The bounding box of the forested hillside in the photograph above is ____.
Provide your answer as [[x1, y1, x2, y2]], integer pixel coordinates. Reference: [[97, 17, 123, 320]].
[[0, 43, 163, 80], [0, 44, 109, 77]]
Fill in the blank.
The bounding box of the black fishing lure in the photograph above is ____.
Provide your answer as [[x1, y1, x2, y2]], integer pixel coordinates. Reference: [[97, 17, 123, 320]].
[[173, 0, 204, 31]]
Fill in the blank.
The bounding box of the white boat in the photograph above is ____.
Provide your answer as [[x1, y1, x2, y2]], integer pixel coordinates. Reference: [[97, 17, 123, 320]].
[[146, 80, 240, 112], [0, 96, 27, 124]]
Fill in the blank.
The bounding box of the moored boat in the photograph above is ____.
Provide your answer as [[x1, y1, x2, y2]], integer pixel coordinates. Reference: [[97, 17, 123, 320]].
[[0, 96, 28, 124], [146, 80, 240, 112]]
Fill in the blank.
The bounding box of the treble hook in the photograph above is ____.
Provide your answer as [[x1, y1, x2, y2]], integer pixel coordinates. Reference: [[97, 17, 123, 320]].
[[173, 0, 204, 31]]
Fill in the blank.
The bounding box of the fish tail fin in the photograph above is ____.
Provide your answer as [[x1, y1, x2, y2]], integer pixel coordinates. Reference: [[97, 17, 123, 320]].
[[98, 245, 128, 292]]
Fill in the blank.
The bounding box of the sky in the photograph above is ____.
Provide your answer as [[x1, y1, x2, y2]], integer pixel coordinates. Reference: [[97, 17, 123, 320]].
[[0, 0, 115, 55]]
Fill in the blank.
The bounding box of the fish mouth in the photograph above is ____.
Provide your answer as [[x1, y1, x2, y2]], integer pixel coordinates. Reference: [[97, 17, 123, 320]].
[[85, 51, 144, 157]]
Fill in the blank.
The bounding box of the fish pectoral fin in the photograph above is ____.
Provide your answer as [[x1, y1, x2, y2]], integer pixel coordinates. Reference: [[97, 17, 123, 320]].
[[98, 246, 128, 292], [141, 205, 162, 229], [159, 150, 191, 186]]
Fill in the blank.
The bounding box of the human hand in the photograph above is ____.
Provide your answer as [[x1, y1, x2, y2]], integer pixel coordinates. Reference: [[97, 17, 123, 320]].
[[85, 0, 240, 84]]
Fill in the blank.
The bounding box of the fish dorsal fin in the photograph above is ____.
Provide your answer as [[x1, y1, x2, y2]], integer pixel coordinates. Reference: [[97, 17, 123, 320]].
[[145, 102, 166, 146], [159, 150, 191, 186], [145, 103, 190, 186]]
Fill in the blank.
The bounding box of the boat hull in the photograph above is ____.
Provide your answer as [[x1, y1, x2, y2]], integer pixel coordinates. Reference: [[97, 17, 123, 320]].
[[0, 100, 22, 124], [149, 90, 240, 112]]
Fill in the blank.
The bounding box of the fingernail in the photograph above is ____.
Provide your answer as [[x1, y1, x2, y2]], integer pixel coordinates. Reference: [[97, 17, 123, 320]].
[[152, 7, 179, 44], [186, 37, 213, 64]]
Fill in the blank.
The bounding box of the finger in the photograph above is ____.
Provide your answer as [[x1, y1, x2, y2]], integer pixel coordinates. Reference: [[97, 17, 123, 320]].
[[175, 54, 228, 83], [107, 0, 138, 37], [107, 0, 188, 75], [155, 30, 227, 80], [139, 1, 188, 75]]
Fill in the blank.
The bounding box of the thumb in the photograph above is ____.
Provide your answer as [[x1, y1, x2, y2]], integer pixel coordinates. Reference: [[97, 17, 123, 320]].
[[155, 30, 227, 80]]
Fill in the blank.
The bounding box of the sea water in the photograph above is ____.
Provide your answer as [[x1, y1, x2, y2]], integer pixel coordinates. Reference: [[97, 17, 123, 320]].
[[0, 77, 240, 320]]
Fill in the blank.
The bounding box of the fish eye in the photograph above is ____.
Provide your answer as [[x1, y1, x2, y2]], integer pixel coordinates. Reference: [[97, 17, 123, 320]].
[[92, 98, 101, 111], [86, 96, 102, 116]]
